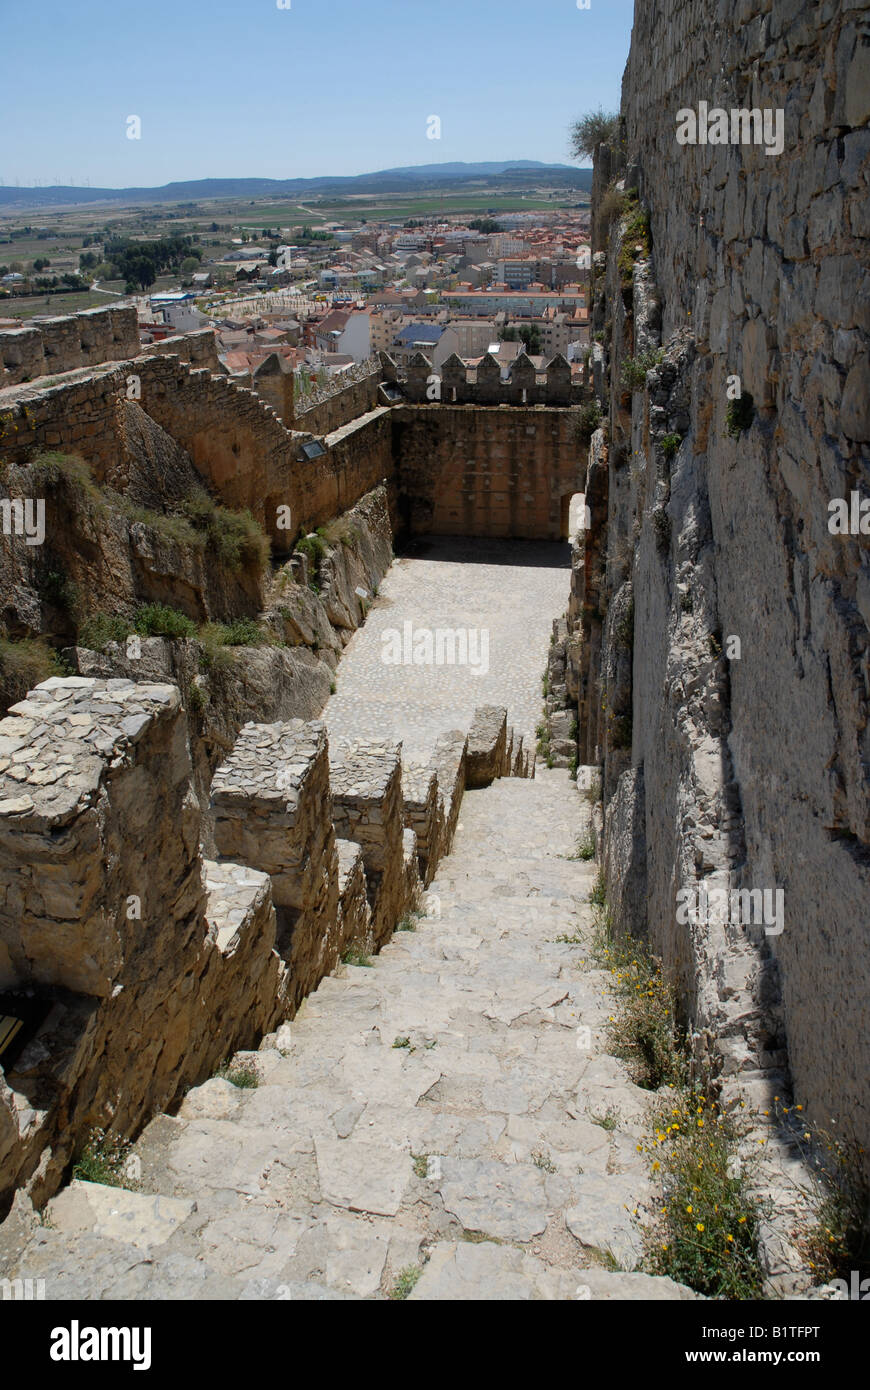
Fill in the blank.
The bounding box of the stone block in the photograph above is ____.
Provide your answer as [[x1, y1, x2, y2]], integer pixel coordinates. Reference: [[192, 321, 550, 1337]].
[[329, 740, 405, 946], [465, 706, 508, 789], [426, 730, 467, 855], [0, 678, 203, 998], [335, 838, 372, 958], [402, 763, 441, 885], [211, 720, 339, 1009]]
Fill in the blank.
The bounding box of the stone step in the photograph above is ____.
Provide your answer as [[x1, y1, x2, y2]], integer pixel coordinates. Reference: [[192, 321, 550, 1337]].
[[1, 760, 698, 1301]]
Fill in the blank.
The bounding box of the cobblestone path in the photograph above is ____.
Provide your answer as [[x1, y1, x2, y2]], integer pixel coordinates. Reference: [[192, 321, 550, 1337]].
[[324, 536, 570, 763]]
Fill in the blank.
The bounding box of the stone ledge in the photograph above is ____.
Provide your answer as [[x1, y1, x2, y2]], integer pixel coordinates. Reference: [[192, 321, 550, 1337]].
[[203, 859, 274, 956], [466, 706, 508, 789], [0, 678, 180, 831]]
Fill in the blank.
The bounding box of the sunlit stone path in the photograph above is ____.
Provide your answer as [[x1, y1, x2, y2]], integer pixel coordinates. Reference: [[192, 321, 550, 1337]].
[[1, 539, 697, 1301], [4, 771, 694, 1300], [323, 536, 570, 763]]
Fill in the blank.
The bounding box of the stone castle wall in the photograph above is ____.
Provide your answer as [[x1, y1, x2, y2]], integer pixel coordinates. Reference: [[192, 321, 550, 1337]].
[[0, 306, 141, 388], [574, 0, 869, 1168], [391, 404, 584, 540], [0, 353, 394, 548], [391, 349, 585, 408]]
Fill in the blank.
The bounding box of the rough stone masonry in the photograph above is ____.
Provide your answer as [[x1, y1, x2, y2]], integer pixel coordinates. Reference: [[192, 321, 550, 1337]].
[[567, 0, 870, 1175]]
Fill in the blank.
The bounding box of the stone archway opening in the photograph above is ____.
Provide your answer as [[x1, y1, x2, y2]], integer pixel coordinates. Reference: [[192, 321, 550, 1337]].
[[562, 492, 591, 542]]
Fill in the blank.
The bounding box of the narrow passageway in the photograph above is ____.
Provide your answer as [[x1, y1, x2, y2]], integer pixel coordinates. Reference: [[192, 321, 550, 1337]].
[[3, 540, 693, 1299], [9, 769, 688, 1299]]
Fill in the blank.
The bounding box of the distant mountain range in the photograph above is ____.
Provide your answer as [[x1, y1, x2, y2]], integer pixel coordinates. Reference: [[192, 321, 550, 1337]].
[[0, 162, 593, 211]]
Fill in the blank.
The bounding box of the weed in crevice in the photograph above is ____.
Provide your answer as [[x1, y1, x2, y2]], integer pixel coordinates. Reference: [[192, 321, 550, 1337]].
[[216, 1056, 260, 1089]]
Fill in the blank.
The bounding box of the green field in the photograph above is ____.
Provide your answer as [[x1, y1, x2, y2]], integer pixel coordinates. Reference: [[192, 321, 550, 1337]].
[[0, 290, 116, 319], [241, 191, 587, 224]]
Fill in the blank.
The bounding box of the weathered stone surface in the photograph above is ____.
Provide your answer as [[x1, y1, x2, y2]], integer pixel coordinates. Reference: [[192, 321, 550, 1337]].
[[427, 730, 467, 855], [559, 0, 870, 1265], [407, 1241, 698, 1301], [0, 769, 700, 1300], [45, 1180, 195, 1250], [466, 706, 508, 788], [335, 837, 372, 959], [212, 719, 339, 1010], [0, 306, 140, 387], [402, 763, 441, 885], [329, 740, 405, 945], [0, 678, 202, 1000], [314, 1138, 411, 1218], [0, 680, 293, 1209]]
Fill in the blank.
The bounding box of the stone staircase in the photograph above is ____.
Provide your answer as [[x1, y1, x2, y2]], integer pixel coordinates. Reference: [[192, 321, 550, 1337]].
[[1, 770, 696, 1300]]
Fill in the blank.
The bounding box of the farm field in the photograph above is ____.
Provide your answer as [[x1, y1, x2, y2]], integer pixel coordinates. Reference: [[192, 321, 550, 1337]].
[[0, 290, 111, 319]]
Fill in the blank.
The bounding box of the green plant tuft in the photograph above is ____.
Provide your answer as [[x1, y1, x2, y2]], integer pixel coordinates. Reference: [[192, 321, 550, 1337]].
[[72, 1128, 140, 1190], [620, 348, 664, 393], [0, 636, 65, 710], [134, 603, 197, 640], [725, 391, 755, 438], [389, 1266, 423, 1300], [216, 1057, 260, 1089]]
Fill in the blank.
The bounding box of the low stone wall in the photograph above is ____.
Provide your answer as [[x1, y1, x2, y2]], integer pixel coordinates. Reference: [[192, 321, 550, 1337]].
[[0, 676, 290, 1211], [466, 706, 534, 787], [427, 730, 468, 856], [335, 838, 372, 957], [402, 764, 441, 887], [329, 740, 406, 947], [0, 677, 202, 998], [401, 827, 422, 918], [145, 328, 221, 373], [466, 706, 509, 789], [0, 306, 140, 388], [210, 720, 340, 1012]]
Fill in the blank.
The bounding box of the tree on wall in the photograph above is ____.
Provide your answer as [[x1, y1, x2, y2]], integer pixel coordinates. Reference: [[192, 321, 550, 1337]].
[[570, 108, 619, 162]]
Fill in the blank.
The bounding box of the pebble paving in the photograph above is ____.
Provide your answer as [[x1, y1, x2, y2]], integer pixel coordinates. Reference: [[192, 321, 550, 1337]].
[[324, 536, 571, 762]]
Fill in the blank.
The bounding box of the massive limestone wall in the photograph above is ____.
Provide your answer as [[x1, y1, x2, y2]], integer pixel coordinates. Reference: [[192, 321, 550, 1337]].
[[574, 0, 869, 1171]]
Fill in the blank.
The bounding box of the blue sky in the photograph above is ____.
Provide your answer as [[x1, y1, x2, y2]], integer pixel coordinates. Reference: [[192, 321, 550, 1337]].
[[1, 0, 635, 188]]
